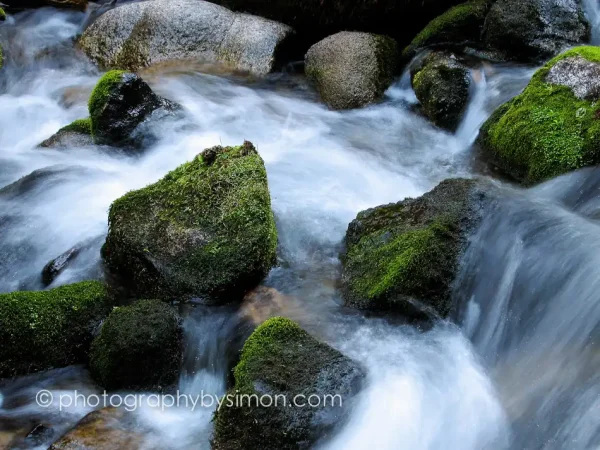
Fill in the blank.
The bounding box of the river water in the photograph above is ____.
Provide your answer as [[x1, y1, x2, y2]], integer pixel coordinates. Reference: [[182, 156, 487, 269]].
[[0, 5, 597, 450]]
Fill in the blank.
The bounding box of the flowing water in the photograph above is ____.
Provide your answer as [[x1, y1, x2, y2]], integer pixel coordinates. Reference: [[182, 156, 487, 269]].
[[0, 5, 598, 450]]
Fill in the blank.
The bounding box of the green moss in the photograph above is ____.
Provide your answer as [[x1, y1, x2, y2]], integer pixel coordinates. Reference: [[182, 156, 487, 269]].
[[403, 0, 489, 58], [213, 316, 363, 449], [233, 317, 306, 394], [0, 281, 111, 378], [411, 53, 470, 130], [88, 70, 126, 135], [0, 8, 6, 21], [89, 299, 182, 390], [103, 142, 278, 300], [58, 118, 92, 135], [480, 46, 600, 184]]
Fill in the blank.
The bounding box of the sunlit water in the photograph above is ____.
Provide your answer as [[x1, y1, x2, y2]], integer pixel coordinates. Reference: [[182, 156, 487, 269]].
[[0, 6, 598, 450]]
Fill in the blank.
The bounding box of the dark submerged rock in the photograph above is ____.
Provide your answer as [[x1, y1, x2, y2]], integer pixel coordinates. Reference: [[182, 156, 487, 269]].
[[0, 281, 111, 379], [341, 178, 494, 318], [410, 51, 472, 131], [212, 317, 365, 450], [102, 142, 277, 303], [89, 300, 183, 391], [49, 407, 146, 450], [305, 31, 398, 110]]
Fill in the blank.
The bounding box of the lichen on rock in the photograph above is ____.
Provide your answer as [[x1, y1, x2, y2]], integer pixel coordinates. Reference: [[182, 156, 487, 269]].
[[341, 178, 493, 318], [0, 281, 110, 378], [212, 316, 365, 450], [102, 141, 278, 302], [478, 46, 600, 184]]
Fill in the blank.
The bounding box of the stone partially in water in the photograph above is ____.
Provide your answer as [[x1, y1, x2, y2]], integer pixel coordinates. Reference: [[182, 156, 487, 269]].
[[0, 281, 111, 378], [78, 0, 295, 76], [478, 46, 600, 184], [102, 142, 277, 302], [212, 317, 365, 450], [88, 70, 180, 147], [411, 51, 471, 131], [89, 300, 183, 391], [341, 178, 493, 318], [305, 31, 398, 110], [49, 407, 147, 450], [39, 118, 94, 149]]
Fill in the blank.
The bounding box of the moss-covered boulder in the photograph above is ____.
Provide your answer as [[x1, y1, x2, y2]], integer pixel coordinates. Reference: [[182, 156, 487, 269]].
[[341, 178, 493, 318], [402, 0, 490, 60], [49, 408, 145, 450], [482, 0, 589, 62], [88, 70, 179, 147], [89, 300, 182, 391], [0, 281, 110, 379], [40, 118, 94, 149], [411, 51, 471, 131], [0, 8, 6, 21], [212, 317, 364, 450], [102, 141, 277, 302], [478, 46, 600, 185], [305, 31, 398, 110]]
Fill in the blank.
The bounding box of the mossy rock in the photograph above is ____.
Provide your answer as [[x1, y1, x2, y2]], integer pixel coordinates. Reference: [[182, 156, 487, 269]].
[[212, 317, 364, 450], [0, 8, 6, 21], [402, 0, 490, 59], [102, 141, 278, 302], [305, 31, 399, 110], [411, 51, 471, 131], [479, 46, 600, 185], [88, 70, 179, 147], [39, 118, 93, 149], [89, 300, 182, 391], [341, 178, 492, 318], [0, 281, 110, 379]]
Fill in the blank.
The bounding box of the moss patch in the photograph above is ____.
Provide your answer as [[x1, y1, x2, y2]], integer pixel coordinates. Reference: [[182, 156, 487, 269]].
[[0, 281, 110, 378], [213, 316, 364, 450], [479, 46, 600, 184], [403, 0, 489, 58], [341, 178, 486, 317], [103, 141, 278, 301], [58, 118, 92, 135], [0, 8, 6, 21], [88, 70, 125, 136], [89, 299, 182, 391]]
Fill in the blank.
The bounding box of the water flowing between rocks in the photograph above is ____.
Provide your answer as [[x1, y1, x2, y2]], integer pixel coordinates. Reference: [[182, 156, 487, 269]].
[[0, 7, 598, 450]]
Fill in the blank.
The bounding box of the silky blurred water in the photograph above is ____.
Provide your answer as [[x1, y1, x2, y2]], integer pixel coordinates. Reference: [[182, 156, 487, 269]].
[[0, 5, 598, 450]]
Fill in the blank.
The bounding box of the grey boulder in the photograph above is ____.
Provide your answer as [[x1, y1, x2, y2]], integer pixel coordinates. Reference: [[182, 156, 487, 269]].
[[78, 0, 294, 76], [305, 31, 398, 110]]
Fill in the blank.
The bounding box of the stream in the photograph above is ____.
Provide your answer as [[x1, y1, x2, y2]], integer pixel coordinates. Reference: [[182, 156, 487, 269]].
[[0, 6, 598, 450]]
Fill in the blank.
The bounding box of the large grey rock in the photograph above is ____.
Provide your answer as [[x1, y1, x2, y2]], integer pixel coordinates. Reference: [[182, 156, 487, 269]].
[[78, 0, 294, 76], [546, 55, 600, 101], [305, 31, 398, 110], [482, 0, 589, 61]]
